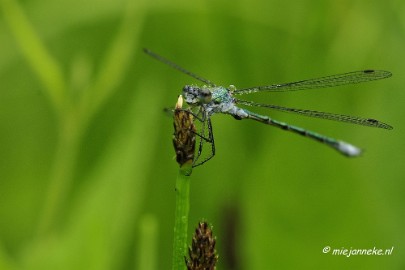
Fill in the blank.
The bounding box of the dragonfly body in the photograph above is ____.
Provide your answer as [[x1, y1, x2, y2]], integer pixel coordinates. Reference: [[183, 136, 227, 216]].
[[183, 84, 362, 158], [144, 49, 392, 167]]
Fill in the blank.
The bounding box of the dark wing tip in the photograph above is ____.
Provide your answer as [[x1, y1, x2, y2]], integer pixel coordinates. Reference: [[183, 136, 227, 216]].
[[366, 118, 393, 130], [363, 69, 375, 74], [363, 69, 392, 79]]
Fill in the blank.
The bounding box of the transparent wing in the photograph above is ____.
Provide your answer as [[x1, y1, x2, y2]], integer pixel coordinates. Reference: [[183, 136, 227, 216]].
[[236, 99, 393, 130], [144, 48, 216, 86], [233, 70, 392, 95]]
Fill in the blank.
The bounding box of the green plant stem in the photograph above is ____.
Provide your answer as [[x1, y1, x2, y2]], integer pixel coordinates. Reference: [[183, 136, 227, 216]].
[[172, 162, 192, 270]]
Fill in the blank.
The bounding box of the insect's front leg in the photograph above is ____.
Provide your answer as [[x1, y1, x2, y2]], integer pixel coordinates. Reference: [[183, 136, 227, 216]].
[[192, 115, 216, 168]]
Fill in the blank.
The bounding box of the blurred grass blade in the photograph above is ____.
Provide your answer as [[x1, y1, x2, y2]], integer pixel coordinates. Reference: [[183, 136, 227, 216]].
[[19, 77, 164, 270], [136, 214, 158, 270], [0, 243, 17, 270], [81, 0, 145, 120], [0, 0, 66, 113], [36, 0, 146, 236]]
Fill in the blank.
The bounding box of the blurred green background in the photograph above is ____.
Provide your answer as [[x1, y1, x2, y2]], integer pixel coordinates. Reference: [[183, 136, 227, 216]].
[[0, 0, 404, 269]]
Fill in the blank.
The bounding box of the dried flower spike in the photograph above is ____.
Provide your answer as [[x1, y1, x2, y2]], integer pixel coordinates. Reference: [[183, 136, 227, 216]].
[[173, 95, 196, 167], [186, 222, 218, 270]]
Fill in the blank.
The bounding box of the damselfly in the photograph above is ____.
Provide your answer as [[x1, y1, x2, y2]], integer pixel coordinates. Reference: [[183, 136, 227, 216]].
[[144, 49, 393, 167]]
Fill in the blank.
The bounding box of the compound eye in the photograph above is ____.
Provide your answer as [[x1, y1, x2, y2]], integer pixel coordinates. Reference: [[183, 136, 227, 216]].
[[201, 88, 211, 96], [200, 88, 212, 103], [201, 88, 211, 98]]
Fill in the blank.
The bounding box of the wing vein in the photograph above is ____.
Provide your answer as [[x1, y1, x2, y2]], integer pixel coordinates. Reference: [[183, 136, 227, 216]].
[[236, 99, 393, 129]]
